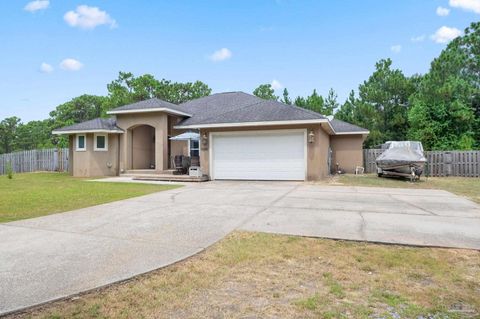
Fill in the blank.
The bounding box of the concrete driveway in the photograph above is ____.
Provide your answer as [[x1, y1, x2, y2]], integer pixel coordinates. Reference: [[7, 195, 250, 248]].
[[1, 181, 479, 315]]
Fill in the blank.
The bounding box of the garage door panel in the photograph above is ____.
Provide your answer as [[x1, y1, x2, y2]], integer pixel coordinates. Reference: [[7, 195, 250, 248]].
[[212, 131, 305, 181]]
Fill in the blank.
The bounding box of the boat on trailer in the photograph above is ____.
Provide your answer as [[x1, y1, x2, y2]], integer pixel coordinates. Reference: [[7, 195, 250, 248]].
[[375, 141, 427, 181]]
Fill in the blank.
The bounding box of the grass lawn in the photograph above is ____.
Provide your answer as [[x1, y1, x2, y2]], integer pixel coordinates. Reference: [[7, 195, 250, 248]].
[[10, 232, 479, 319], [0, 172, 181, 223], [330, 174, 480, 204]]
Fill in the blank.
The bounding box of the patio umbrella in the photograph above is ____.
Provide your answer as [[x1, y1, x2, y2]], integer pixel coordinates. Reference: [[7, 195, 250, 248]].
[[169, 132, 200, 141]]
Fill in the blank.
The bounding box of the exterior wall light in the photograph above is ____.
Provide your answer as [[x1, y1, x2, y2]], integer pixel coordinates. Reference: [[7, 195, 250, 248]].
[[308, 130, 315, 143], [201, 132, 209, 150]]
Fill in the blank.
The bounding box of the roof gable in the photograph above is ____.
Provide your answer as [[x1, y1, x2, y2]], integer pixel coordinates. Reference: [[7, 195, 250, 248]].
[[107, 98, 191, 116]]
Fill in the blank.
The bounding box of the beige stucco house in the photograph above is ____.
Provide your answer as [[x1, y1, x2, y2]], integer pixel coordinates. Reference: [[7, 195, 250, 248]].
[[53, 92, 369, 181]]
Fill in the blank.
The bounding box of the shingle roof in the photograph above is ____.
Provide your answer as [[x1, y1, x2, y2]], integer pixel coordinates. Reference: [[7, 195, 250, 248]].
[[52, 118, 123, 134], [176, 92, 326, 127], [107, 98, 191, 115], [52, 93, 368, 135], [330, 119, 369, 133]]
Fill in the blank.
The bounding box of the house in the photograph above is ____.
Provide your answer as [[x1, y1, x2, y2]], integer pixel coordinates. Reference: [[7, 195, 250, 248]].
[[52, 92, 369, 181]]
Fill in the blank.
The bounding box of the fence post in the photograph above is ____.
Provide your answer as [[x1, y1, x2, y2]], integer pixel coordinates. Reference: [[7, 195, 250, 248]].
[[54, 149, 58, 171], [444, 151, 452, 177]]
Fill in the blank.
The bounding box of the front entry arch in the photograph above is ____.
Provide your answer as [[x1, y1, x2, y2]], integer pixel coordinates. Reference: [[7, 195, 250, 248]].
[[116, 113, 169, 173], [129, 125, 155, 169]]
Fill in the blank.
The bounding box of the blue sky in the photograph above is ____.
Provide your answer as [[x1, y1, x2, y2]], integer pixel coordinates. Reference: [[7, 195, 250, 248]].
[[1, 0, 479, 122]]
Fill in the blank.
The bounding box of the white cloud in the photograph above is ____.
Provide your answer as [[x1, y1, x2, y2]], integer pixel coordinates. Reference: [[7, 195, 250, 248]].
[[436, 6, 451, 16], [431, 26, 462, 43], [209, 48, 232, 62], [40, 62, 53, 73], [24, 0, 49, 12], [270, 79, 283, 90], [64, 5, 117, 29], [411, 35, 426, 42], [60, 58, 83, 71], [449, 0, 480, 14], [390, 44, 402, 53]]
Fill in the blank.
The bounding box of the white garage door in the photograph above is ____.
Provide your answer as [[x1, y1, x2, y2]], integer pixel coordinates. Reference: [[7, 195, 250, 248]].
[[211, 130, 306, 181]]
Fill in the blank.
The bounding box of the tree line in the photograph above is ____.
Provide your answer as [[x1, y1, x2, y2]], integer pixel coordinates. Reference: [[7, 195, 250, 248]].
[[0, 73, 212, 153], [1, 22, 479, 154], [253, 22, 480, 150]]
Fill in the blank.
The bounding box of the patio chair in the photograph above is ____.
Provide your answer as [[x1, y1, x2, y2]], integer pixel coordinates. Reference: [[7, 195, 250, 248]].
[[173, 155, 185, 175], [182, 156, 191, 172], [173, 155, 192, 174]]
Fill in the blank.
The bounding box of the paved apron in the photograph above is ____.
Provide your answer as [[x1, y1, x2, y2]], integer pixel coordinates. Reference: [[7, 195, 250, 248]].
[[1, 181, 479, 315]]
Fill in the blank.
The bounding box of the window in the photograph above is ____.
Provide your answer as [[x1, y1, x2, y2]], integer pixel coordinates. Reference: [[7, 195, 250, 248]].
[[76, 134, 86, 151], [94, 134, 108, 151], [189, 139, 199, 157]]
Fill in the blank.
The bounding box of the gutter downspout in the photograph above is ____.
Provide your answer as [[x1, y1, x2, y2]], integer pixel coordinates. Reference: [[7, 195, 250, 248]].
[[117, 134, 121, 176]]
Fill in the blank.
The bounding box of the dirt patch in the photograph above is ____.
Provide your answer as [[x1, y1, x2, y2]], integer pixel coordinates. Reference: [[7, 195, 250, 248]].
[[8, 232, 480, 319]]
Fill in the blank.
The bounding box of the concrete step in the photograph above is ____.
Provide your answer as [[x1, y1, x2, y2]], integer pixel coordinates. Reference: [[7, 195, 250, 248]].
[[132, 175, 209, 182], [120, 169, 208, 182], [124, 169, 157, 175]]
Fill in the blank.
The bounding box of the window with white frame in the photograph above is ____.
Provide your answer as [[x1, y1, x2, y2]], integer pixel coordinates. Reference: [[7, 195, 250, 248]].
[[189, 139, 199, 157], [76, 134, 86, 151], [94, 134, 108, 151]]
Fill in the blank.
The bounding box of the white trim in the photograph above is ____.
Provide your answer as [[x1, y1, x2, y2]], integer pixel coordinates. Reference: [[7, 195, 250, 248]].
[[304, 129, 308, 180], [175, 119, 328, 130], [173, 118, 370, 136], [53, 129, 123, 135], [322, 121, 336, 135], [94, 133, 108, 151], [107, 108, 191, 117], [174, 119, 370, 135], [76, 134, 86, 152], [333, 131, 370, 135], [209, 131, 213, 179], [209, 129, 307, 181]]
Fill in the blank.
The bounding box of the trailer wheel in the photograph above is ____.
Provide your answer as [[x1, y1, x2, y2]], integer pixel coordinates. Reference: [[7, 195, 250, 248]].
[[377, 172, 383, 177]]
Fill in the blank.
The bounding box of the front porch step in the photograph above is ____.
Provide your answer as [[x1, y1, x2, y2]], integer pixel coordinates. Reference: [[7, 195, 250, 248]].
[[130, 174, 209, 182], [121, 168, 208, 182], [124, 169, 157, 175]]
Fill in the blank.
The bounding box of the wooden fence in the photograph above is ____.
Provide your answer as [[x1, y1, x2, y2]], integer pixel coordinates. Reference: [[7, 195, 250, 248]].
[[0, 148, 69, 175], [364, 149, 480, 177]]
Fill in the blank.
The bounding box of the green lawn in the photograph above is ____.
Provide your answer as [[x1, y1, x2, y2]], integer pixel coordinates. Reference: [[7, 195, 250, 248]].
[[11, 232, 480, 319], [331, 174, 480, 204], [0, 172, 181, 223]]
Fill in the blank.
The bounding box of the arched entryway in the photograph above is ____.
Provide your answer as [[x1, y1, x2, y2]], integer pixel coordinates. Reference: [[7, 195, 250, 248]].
[[130, 125, 155, 169]]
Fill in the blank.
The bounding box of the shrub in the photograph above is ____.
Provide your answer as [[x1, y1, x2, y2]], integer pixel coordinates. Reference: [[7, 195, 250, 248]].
[[6, 162, 13, 179]]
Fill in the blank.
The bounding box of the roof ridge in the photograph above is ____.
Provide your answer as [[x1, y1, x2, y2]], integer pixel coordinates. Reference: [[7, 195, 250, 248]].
[[179, 91, 245, 106], [109, 96, 187, 113], [289, 103, 325, 117], [262, 99, 326, 118], [212, 91, 242, 94]]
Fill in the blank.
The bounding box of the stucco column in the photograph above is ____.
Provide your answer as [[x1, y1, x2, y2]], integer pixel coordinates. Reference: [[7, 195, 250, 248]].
[[199, 129, 209, 176], [155, 114, 169, 171], [68, 135, 74, 176], [121, 129, 132, 171]]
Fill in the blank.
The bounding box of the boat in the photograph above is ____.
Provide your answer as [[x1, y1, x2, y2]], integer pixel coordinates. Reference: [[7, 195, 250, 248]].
[[375, 141, 427, 180]]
